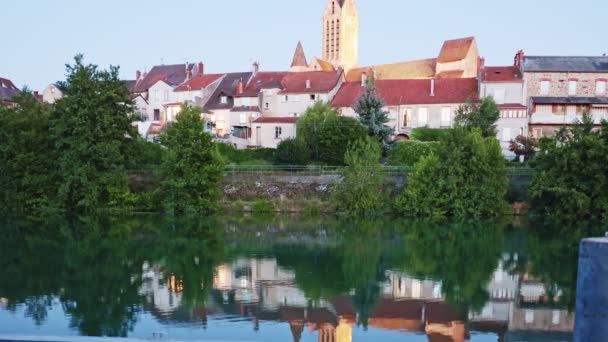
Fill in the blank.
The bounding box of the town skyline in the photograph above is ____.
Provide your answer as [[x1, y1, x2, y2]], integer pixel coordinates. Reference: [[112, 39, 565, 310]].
[[3, 0, 608, 90]]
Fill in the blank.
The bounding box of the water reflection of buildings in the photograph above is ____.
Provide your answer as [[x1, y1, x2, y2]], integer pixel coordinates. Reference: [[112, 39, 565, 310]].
[[137, 256, 573, 341]]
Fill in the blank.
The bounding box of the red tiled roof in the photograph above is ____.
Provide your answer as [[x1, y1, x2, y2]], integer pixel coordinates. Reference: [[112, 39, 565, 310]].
[[252, 116, 298, 124], [332, 78, 479, 107], [481, 66, 523, 83], [175, 74, 223, 92], [133, 64, 194, 93], [241, 72, 289, 96], [0, 77, 20, 102], [280, 71, 341, 94], [437, 37, 476, 63], [499, 103, 527, 109]]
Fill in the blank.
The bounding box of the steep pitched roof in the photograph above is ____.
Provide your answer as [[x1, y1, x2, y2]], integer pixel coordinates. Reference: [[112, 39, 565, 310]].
[[174, 74, 224, 92], [522, 56, 608, 72], [205, 72, 252, 111], [132, 64, 194, 93], [332, 78, 478, 107], [315, 58, 336, 72], [123, 80, 137, 92], [240, 72, 289, 96], [0, 77, 21, 102], [481, 66, 522, 83], [437, 37, 475, 63], [291, 41, 308, 68], [280, 71, 341, 94], [346, 59, 437, 82]]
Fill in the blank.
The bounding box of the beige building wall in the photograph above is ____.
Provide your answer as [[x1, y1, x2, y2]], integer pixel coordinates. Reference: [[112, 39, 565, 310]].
[[250, 122, 297, 148], [435, 40, 480, 78]]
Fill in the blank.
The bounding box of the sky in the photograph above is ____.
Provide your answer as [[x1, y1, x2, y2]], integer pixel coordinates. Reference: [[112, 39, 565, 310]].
[[2, 0, 607, 90]]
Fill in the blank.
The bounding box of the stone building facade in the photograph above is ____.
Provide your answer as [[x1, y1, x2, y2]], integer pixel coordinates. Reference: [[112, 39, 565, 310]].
[[322, 0, 359, 72], [519, 53, 608, 137]]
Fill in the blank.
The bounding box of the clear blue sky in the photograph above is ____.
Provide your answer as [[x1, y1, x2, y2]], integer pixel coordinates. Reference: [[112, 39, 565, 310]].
[[3, 0, 607, 90]]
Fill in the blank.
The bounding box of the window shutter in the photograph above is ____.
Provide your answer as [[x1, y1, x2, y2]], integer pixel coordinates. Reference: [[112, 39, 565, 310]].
[[552, 105, 557, 113]]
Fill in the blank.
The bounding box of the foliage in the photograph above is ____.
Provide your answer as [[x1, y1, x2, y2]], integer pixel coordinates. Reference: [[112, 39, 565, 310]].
[[410, 127, 451, 142], [159, 105, 225, 214], [50, 55, 138, 212], [332, 138, 386, 216], [353, 79, 394, 152], [455, 97, 500, 138], [274, 138, 310, 165], [317, 116, 368, 165], [216, 142, 275, 165], [251, 200, 275, 213], [387, 141, 440, 166], [127, 139, 165, 168], [530, 115, 608, 222], [509, 135, 538, 161], [297, 102, 368, 165], [0, 91, 55, 214], [397, 127, 509, 218]]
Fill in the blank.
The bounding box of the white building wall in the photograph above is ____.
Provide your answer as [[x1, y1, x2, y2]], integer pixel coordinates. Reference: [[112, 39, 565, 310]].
[[42, 84, 63, 104], [250, 122, 297, 148], [147, 81, 178, 122]]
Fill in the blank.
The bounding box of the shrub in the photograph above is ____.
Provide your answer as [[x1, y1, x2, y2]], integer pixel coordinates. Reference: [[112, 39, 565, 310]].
[[410, 128, 451, 142], [396, 127, 509, 218], [530, 115, 608, 222], [388, 141, 440, 166], [275, 138, 310, 165], [216, 143, 275, 165], [252, 200, 275, 213], [332, 138, 386, 216]]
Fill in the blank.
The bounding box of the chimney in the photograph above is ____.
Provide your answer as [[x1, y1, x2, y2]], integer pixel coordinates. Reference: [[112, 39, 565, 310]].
[[252, 62, 259, 76], [430, 78, 435, 96], [236, 78, 244, 94], [514, 50, 525, 68], [198, 62, 204, 76], [361, 72, 367, 87], [306, 80, 311, 89], [136, 70, 142, 80], [186, 70, 192, 80]]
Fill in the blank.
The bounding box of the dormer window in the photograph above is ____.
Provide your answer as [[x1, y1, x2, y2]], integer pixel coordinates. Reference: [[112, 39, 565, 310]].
[[220, 95, 228, 104]]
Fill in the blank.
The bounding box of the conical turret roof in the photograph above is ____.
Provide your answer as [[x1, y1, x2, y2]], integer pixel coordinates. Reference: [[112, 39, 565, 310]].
[[291, 41, 308, 68]]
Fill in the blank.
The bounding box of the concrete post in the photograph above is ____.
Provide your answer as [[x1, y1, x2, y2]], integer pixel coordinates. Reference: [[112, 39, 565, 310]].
[[573, 237, 608, 342]]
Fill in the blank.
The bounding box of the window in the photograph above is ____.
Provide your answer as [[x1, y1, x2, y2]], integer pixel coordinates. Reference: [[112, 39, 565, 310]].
[[275, 126, 282, 139], [239, 114, 247, 124], [568, 80, 577, 96], [525, 310, 534, 324], [493, 88, 506, 104], [552, 311, 561, 325], [441, 107, 451, 127], [154, 90, 160, 101], [402, 109, 410, 127], [502, 128, 511, 142], [536, 105, 552, 114], [154, 109, 160, 121], [597, 81, 607, 95], [264, 102, 269, 110], [540, 81, 550, 96], [220, 96, 227, 104], [533, 128, 543, 138], [310, 94, 316, 101], [418, 108, 428, 126], [282, 95, 288, 103], [566, 105, 577, 116], [163, 90, 169, 101]]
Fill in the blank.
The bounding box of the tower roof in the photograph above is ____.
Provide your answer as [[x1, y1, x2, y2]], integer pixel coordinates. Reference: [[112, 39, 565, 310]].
[[291, 41, 308, 68]]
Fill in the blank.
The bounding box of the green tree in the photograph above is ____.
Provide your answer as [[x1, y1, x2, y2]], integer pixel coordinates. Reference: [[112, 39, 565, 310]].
[[50, 55, 138, 212], [332, 138, 386, 216], [530, 114, 608, 222], [455, 96, 500, 138], [159, 105, 225, 214], [397, 127, 509, 218], [297, 102, 367, 165], [0, 91, 55, 213], [354, 79, 394, 151], [387, 141, 440, 166], [274, 138, 310, 165]]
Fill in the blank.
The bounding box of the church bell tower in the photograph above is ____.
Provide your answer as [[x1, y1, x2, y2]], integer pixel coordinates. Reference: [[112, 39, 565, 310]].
[[322, 0, 359, 72]]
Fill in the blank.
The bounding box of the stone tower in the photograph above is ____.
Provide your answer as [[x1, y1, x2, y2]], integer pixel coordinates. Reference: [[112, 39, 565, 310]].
[[322, 0, 359, 72]]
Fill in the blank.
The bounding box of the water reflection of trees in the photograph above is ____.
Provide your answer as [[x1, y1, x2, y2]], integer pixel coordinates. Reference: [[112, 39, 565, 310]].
[[0, 215, 225, 336]]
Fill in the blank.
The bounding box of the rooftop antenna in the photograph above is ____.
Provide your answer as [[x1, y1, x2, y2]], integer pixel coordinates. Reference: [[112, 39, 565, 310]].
[[160, 58, 165, 65]]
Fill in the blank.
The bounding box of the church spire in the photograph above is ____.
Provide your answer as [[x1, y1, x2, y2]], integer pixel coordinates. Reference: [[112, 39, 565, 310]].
[[291, 41, 308, 68]]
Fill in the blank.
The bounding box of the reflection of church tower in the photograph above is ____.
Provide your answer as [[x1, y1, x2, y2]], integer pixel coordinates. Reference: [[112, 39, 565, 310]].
[[290, 320, 305, 342], [318, 323, 336, 342], [322, 0, 359, 71]]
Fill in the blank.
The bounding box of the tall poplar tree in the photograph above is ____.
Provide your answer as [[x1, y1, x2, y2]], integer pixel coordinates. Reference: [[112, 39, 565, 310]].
[[50, 55, 138, 212], [354, 79, 394, 152]]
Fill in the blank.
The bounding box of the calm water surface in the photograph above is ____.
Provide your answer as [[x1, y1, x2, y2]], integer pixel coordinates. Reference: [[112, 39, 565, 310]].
[[0, 215, 588, 341]]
